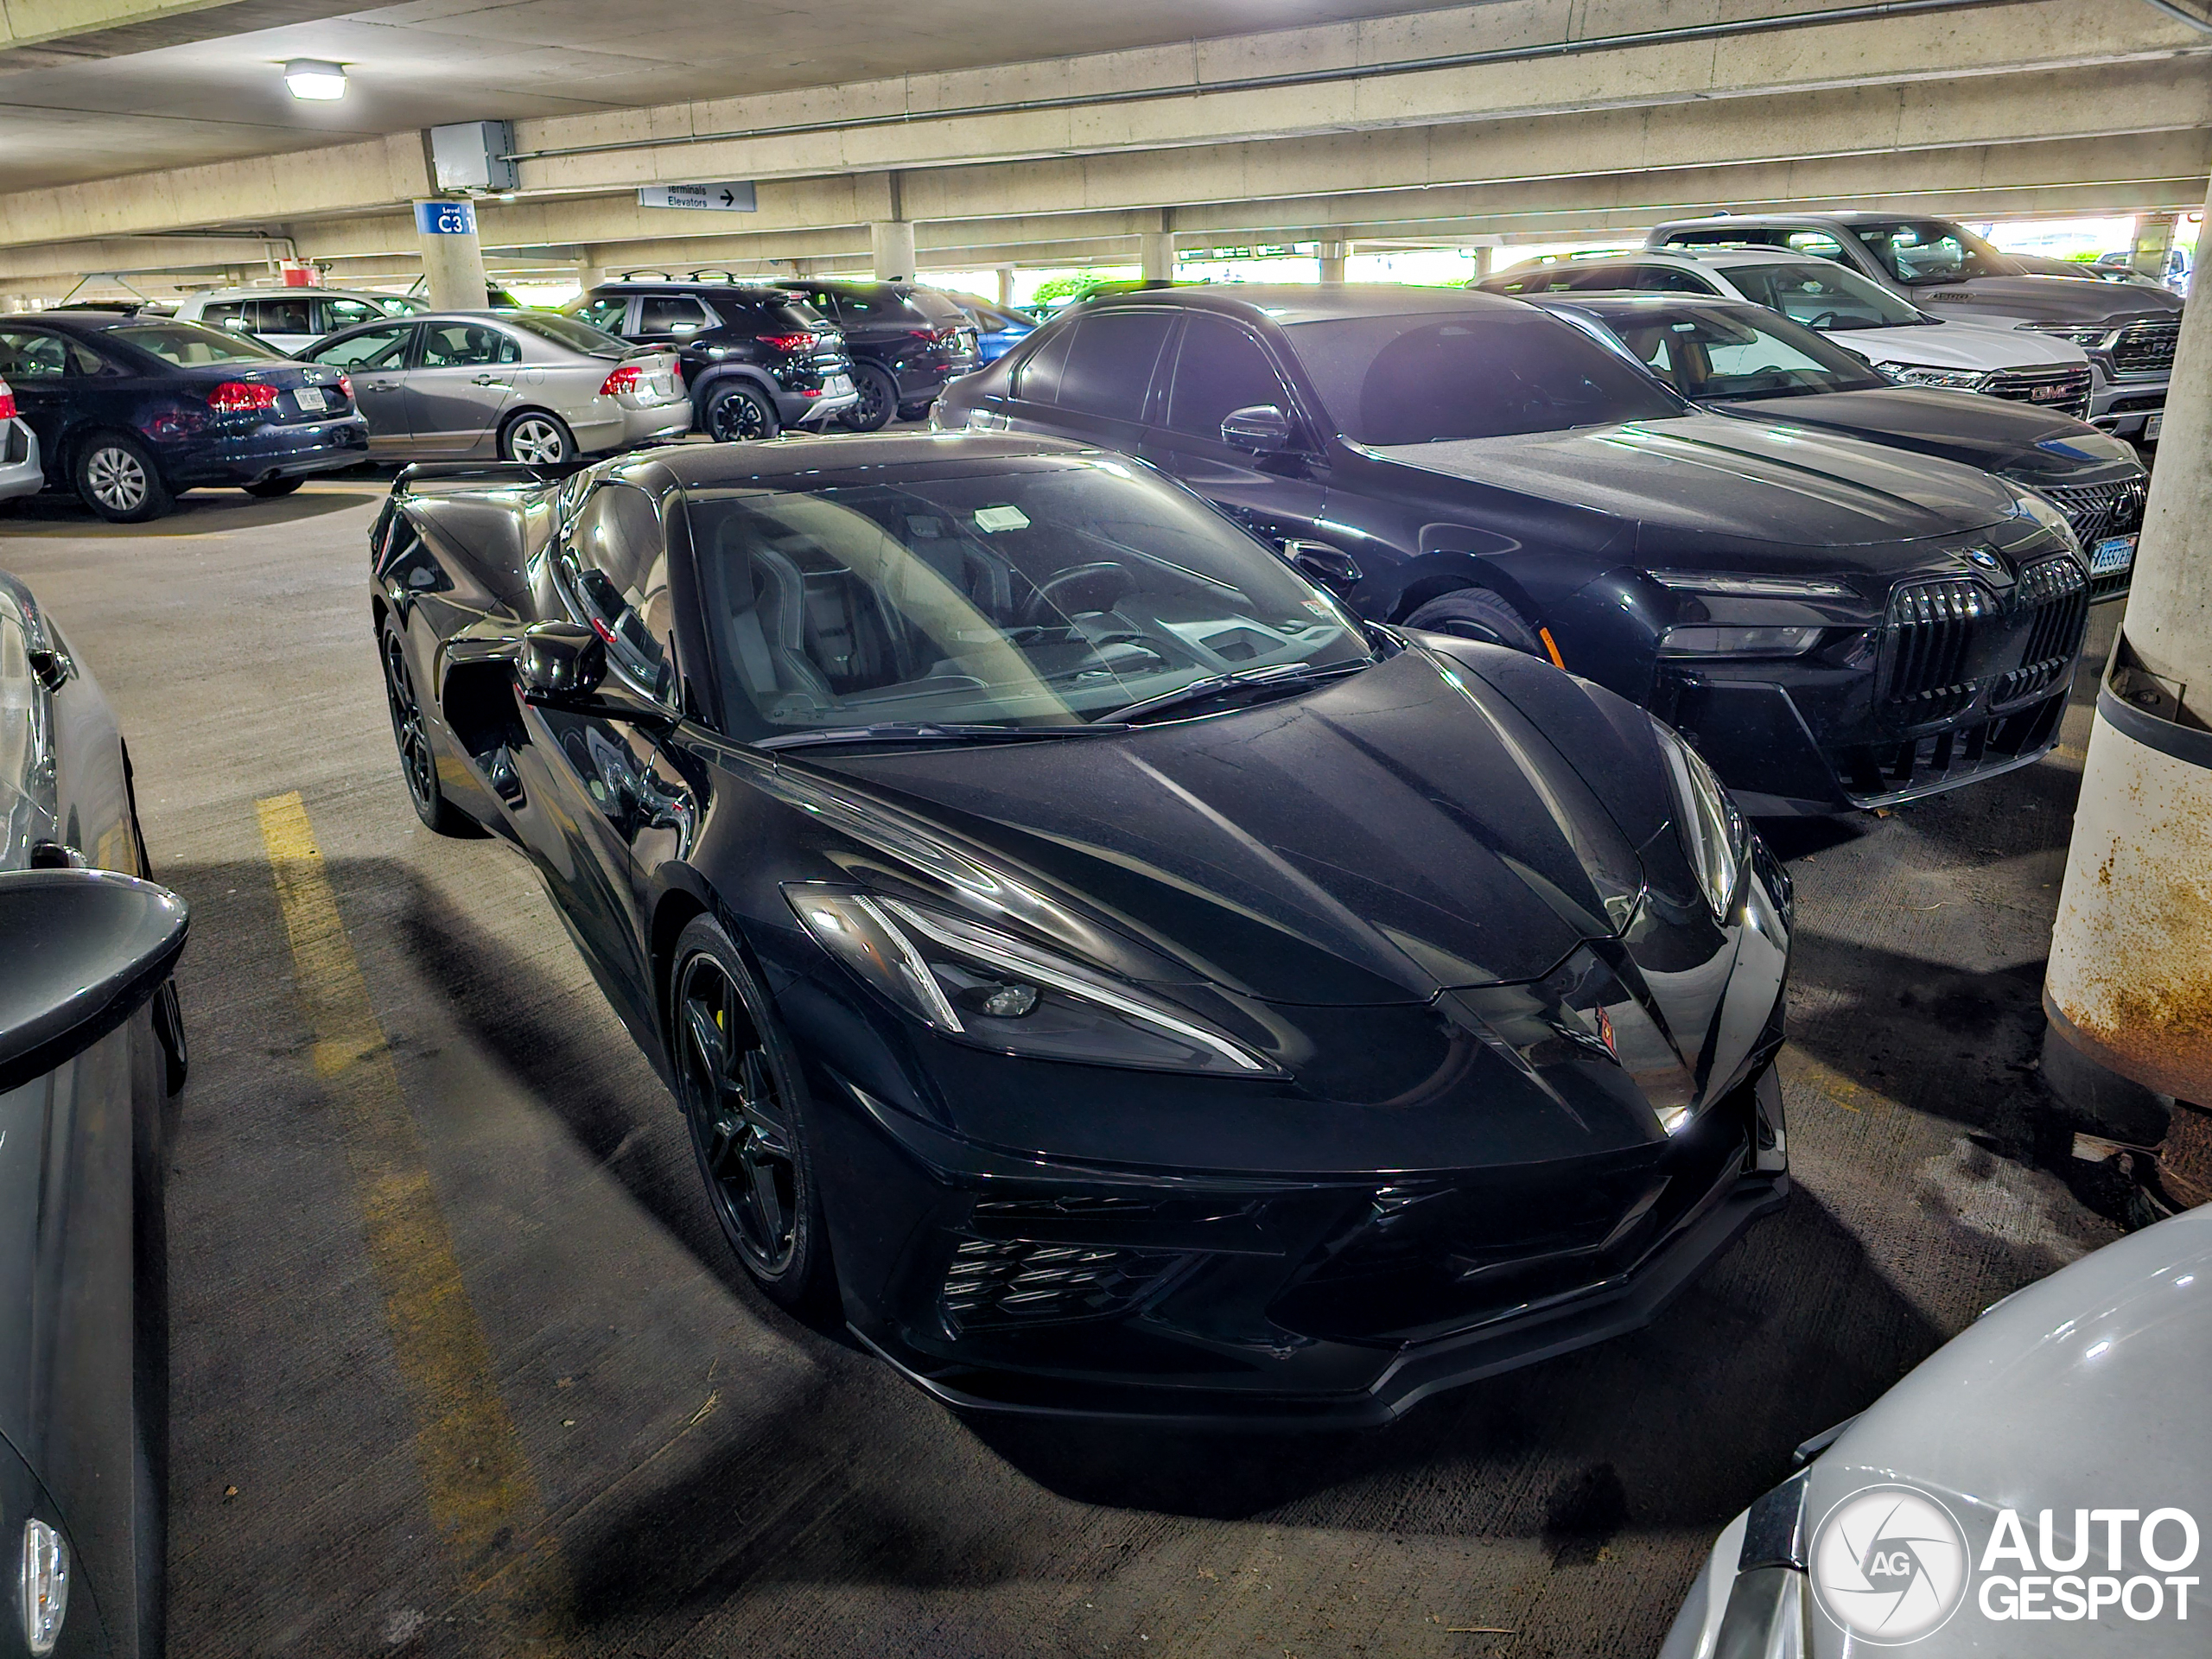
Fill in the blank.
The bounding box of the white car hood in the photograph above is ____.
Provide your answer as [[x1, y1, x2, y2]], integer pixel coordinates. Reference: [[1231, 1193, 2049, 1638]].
[[1822, 321, 2090, 374]]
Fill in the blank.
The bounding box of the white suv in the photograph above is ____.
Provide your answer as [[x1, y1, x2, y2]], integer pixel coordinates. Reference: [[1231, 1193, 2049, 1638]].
[[171, 287, 425, 356], [1481, 246, 2095, 420]]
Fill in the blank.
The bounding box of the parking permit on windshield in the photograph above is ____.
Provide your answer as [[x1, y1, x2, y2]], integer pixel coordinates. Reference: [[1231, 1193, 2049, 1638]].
[[973, 505, 1029, 532]]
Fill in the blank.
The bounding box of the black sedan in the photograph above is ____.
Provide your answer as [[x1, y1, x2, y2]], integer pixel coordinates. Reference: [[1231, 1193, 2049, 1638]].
[[1536, 293, 2150, 602], [0, 312, 366, 521], [936, 286, 2094, 815], [0, 568, 190, 1657], [366, 434, 1792, 1424]]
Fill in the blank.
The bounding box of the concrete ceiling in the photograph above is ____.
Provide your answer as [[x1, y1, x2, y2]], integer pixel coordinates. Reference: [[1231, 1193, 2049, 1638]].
[[0, 0, 1465, 192]]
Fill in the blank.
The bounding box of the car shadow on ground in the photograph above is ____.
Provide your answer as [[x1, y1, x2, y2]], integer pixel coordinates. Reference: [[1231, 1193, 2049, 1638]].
[[1, 485, 380, 536]]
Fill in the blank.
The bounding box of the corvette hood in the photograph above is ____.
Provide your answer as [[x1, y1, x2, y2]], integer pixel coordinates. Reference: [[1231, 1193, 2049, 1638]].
[[796, 649, 1642, 1005], [1707, 388, 2144, 486], [1370, 411, 2018, 552], [1817, 320, 2087, 373]]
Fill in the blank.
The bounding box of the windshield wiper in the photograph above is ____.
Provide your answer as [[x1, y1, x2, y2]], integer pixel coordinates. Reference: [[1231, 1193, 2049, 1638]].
[[1099, 659, 1369, 726], [757, 721, 1109, 752]]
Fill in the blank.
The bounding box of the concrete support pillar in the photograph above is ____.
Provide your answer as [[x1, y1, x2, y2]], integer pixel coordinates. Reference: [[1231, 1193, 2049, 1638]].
[[870, 219, 917, 282], [414, 200, 489, 310], [575, 262, 609, 292], [2046, 175, 2212, 1200], [1472, 245, 1497, 281], [1319, 238, 1350, 283], [1138, 230, 1177, 283], [995, 265, 1016, 307], [2132, 213, 2177, 281]]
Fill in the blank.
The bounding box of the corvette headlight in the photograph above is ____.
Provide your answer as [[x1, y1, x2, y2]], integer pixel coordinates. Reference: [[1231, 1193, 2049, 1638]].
[[1649, 720, 1747, 922], [785, 887, 1278, 1076], [2006, 484, 2082, 555], [1876, 363, 1991, 391]]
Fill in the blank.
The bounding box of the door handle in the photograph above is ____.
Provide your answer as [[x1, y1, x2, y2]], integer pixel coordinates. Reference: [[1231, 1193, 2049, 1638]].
[[471, 374, 505, 385]]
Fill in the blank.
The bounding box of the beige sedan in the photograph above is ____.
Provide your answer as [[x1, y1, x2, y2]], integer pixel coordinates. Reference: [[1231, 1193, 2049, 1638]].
[[299, 309, 688, 463]]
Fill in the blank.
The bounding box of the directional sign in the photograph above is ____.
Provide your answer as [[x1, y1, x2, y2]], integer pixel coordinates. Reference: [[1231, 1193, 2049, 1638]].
[[638, 182, 757, 213], [414, 200, 478, 236]]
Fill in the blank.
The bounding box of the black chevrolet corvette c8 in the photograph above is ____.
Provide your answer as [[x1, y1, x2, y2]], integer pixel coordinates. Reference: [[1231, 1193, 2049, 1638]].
[[367, 433, 1793, 1425]]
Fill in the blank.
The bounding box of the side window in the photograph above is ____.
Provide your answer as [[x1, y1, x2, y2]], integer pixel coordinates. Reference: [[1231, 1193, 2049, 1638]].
[[572, 295, 630, 332], [199, 301, 247, 327], [1054, 311, 1175, 420], [1783, 231, 1849, 261], [248, 297, 315, 335], [0, 330, 83, 379], [418, 322, 517, 368], [566, 484, 674, 699], [802, 290, 848, 321], [308, 323, 413, 369], [1667, 228, 1788, 250], [320, 297, 383, 331], [637, 295, 710, 334], [1631, 266, 1720, 293], [1012, 324, 1074, 404], [1165, 315, 1296, 442]]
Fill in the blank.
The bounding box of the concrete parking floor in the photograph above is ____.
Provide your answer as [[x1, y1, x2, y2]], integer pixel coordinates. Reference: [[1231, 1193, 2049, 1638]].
[[2, 474, 2131, 1658]]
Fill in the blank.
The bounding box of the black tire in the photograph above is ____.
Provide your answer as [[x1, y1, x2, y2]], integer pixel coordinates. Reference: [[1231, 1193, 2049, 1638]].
[[74, 432, 174, 523], [497, 410, 572, 465], [243, 475, 304, 499], [378, 616, 482, 836], [896, 399, 933, 423], [837, 364, 897, 433], [670, 915, 833, 1313], [703, 382, 780, 442], [1404, 587, 1548, 656]]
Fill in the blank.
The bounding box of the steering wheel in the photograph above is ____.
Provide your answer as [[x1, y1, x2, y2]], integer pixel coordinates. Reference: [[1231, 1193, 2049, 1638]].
[[1020, 562, 1127, 626], [1807, 310, 1844, 329]]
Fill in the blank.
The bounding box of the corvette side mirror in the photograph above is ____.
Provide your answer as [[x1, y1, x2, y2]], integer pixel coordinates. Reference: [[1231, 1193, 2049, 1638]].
[[516, 621, 607, 702], [1283, 540, 1363, 589], [1221, 404, 1293, 454], [0, 870, 189, 1096]]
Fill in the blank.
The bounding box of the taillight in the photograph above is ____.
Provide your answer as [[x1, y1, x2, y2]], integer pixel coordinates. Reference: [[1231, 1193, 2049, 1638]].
[[0, 378, 15, 423], [600, 364, 644, 395], [208, 379, 280, 414], [757, 333, 814, 353], [337, 374, 353, 402]]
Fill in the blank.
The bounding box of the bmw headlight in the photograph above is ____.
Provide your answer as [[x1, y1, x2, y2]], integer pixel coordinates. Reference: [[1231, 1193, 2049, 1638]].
[[1646, 571, 1853, 601], [2005, 483, 2082, 555], [1649, 720, 1747, 922], [1876, 364, 1991, 391], [785, 887, 1278, 1076]]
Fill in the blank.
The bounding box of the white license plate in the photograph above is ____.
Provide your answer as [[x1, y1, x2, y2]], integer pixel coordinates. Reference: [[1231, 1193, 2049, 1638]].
[[2091, 534, 2137, 576], [2145, 413, 2163, 442], [824, 375, 852, 396], [649, 376, 675, 397], [295, 386, 328, 411]]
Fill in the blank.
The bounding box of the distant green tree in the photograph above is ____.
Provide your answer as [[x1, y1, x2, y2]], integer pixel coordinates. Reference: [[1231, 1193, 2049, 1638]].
[[1027, 272, 1109, 308]]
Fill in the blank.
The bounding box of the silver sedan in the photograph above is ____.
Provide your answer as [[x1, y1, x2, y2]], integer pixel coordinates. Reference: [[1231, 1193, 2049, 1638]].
[[298, 310, 689, 463]]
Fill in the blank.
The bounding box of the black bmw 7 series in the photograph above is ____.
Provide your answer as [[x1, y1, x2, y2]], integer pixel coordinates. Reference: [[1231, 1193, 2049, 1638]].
[[935, 286, 2094, 815], [367, 434, 1793, 1424]]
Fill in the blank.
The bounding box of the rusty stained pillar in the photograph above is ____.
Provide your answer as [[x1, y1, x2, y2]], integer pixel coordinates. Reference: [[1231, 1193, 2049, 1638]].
[[2044, 179, 2212, 1207]]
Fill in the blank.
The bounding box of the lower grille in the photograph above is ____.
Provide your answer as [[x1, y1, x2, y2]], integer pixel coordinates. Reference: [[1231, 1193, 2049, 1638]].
[[1832, 692, 2069, 807], [940, 1236, 1185, 1333], [1984, 365, 2092, 419], [2111, 319, 2179, 377]]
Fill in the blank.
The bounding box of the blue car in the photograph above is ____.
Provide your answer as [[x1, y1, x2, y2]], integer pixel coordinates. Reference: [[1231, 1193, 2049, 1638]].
[[0, 312, 367, 522], [944, 294, 1039, 363]]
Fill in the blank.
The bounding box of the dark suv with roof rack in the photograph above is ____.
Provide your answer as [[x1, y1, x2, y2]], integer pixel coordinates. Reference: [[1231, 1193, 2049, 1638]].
[[568, 276, 859, 441], [782, 279, 979, 430]]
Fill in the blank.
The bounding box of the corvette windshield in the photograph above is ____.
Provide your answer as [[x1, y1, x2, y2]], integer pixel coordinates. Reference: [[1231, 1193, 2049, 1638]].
[[1287, 311, 1681, 445], [1582, 303, 1893, 401], [685, 461, 1370, 742]]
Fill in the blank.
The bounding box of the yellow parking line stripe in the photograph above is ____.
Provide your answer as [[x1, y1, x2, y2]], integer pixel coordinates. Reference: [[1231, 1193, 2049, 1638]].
[[257, 791, 570, 1646]]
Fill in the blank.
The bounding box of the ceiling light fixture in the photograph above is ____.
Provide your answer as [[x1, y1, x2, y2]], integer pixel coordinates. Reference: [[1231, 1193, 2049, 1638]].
[[284, 59, 347, 100]]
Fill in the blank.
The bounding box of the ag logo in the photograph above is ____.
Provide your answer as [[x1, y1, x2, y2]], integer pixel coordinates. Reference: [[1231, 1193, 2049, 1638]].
[[1809, 1484, 1971, 1644]]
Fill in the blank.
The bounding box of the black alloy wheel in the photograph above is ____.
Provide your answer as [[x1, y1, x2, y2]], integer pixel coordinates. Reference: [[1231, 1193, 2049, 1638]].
[[378, 619, 479, 836], [1404, 587, 1547, 655], [244, 476, 304, 499], [705, 383, 779, 442], [671, 916, 830, 1310], [837, 364, 896, 433], [75, 432, 175, 523]]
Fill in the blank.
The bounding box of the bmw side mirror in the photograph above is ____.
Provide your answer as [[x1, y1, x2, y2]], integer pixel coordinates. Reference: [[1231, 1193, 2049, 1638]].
[[1221, 404, 1293, 454], [1283, 540, 1363, 589], [0, 870, 188, 1096], [516, 621, 607, 703]]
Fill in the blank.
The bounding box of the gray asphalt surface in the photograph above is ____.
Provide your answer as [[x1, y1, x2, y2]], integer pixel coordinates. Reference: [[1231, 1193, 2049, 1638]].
[[0, 472, 2129, 1658]]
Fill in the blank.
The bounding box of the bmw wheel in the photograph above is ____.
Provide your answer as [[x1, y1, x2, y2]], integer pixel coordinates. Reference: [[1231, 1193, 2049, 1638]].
[[1404, 588, 1548, 656], [704, 383, 779, 442], [378, 618, 480, 836], [498, 410, 572, 465], [76, 433, 175, 523], [671, 915, 831, 1312], [836, 364, 896, 433]]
